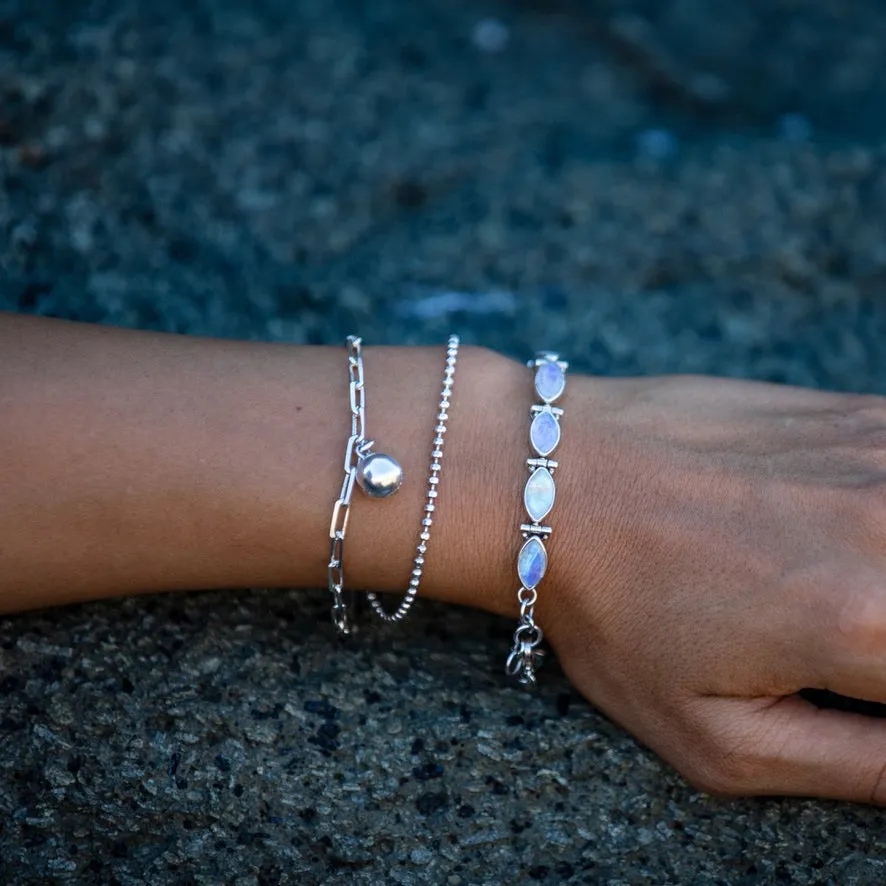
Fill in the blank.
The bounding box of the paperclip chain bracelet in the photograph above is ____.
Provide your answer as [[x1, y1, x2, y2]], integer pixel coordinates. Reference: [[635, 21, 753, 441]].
[[367, 334, 460, 623], [327, 335, 404, 635], [506, 351, 568, 685]]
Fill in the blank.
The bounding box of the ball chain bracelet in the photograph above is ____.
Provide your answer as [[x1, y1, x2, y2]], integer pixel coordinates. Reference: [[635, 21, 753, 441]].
[[506, 351, 568, 685], [367, 334, 460, 623]]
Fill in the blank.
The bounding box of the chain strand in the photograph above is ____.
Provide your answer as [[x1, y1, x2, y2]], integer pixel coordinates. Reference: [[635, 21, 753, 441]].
[[326, 335, 370, 635], [367, 334, 460, 622], [327, 335, 458, 634]]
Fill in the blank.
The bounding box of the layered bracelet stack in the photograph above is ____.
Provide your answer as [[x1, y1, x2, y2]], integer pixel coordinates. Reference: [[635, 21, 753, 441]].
[[326, 335, 459, 634], [326, 334, 566, 688]]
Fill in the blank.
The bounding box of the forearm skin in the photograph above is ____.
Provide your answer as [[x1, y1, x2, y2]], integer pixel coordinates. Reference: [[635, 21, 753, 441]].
[[0, 312, 552, 620]]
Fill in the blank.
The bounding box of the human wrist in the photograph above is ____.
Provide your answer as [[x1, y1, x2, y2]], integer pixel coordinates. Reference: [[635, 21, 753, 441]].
[[361, 343, 621, 634], [342, 343, 525, 619], [533, 372, 644, 654], [437, 356, 626, 632], [411, 343, 528, 620]]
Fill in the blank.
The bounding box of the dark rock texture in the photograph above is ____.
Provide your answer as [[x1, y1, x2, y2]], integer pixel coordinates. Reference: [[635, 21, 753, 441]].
[[2, 0, 886, 882]]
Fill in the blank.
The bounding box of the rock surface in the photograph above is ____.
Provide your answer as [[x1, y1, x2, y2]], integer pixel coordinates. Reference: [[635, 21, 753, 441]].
[[2, 0, 886, 882]]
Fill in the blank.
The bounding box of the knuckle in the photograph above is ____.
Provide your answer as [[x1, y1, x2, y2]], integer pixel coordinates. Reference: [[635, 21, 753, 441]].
[[834, 582, 886, 655]]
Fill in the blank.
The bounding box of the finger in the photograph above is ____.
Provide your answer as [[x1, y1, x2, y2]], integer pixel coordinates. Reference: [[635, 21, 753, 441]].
[[691, 695, 886, 804]]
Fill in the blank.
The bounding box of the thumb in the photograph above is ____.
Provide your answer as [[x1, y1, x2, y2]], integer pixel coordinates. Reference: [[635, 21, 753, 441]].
[[686, 695, 886, 804]]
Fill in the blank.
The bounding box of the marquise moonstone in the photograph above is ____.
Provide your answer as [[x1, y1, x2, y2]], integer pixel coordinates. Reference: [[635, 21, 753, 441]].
[[530, 410, 560, 456], [535, 360, 565, 403], [518, 536, 547, 589], [524, 467, 555, 523]]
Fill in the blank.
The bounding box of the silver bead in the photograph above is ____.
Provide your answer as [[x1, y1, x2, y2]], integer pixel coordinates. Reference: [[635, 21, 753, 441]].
[[357, 452, 403, 498]]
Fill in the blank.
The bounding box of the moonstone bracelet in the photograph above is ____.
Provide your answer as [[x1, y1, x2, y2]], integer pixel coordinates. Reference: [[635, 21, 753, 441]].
[[506, 351, 568, 685]]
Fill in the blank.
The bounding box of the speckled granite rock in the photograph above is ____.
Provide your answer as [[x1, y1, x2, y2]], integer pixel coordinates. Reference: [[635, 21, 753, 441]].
[[2, 0, 886, 882], [563, 0, 886, 135]]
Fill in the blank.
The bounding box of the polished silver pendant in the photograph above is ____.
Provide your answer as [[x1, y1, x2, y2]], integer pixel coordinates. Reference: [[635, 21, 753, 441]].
[[357, 451, 404, 498]]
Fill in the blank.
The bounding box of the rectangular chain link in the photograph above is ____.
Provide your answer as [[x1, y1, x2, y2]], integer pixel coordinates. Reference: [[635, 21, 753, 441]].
[[326, 336, 368, 635], [342, 434, 362, 475], [329, 498, 351, 541]]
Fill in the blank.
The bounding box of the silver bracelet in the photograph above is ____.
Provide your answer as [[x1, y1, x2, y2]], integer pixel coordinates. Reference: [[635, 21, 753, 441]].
[[506, 350, 568, 685], [367, 334, 460, 623], [327, 335, 404, 635]]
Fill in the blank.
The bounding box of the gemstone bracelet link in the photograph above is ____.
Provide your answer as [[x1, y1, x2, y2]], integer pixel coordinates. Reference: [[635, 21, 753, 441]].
[[505, 351, 568, 685]]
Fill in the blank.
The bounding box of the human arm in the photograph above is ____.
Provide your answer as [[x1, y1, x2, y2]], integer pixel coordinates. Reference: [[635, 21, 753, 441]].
[[0, 311, 523, 616], [4, 311, 886, 805]]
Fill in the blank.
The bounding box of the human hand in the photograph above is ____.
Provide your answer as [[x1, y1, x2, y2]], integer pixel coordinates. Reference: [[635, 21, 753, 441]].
[[547, 374, 886, 803]]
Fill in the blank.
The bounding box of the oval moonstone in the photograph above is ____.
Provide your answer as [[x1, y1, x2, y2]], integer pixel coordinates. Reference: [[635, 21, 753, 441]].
[[535, 360, 565, 403], [530, 410, 560, 457], [524, 467, 555, 523], [518, 537, 547, 589]]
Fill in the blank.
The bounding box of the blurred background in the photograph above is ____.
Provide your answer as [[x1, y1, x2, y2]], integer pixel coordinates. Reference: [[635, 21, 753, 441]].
[[5, 3, 886, 883], [3, 0, 886, 389]]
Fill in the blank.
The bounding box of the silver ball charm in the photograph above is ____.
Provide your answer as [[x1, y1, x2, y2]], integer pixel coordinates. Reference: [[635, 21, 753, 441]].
[[357, 452, 403, 498]]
